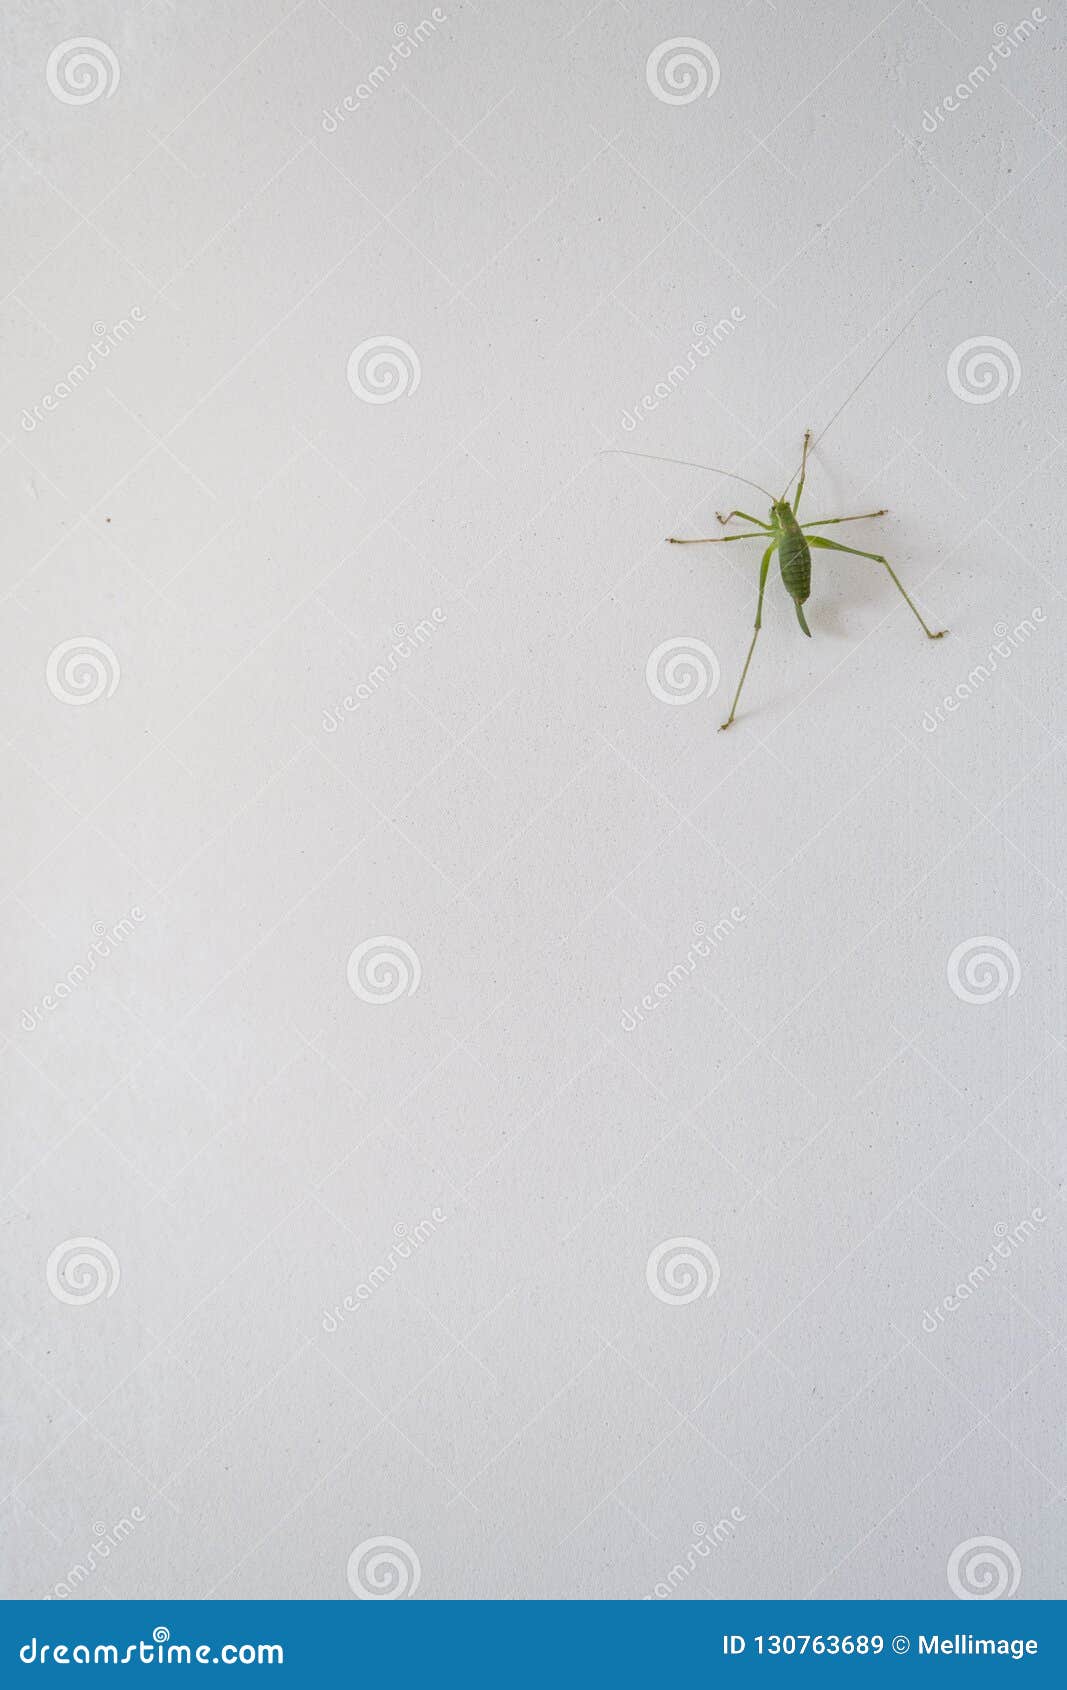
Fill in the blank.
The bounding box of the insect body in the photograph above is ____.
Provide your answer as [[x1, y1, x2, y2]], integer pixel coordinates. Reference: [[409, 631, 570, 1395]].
[[665, 426, 945, 728], [771, 499, 812, 636], [607, 300, 947, 728]]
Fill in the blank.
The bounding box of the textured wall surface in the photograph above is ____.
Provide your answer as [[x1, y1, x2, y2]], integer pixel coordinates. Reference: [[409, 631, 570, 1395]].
[[2, 0, 1064, 1602]]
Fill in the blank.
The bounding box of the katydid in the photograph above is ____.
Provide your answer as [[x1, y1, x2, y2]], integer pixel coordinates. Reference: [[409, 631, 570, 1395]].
[[606, 302, 947, 729]]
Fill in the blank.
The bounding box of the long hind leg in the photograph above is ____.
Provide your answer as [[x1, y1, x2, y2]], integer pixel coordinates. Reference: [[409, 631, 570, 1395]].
[[807, 536, 946, 638], [721, 542, 777, 729]]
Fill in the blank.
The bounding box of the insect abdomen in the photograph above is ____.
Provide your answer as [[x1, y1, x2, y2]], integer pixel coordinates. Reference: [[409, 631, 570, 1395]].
[[773, 505, 812, 636], [777, 521, 811, 604]]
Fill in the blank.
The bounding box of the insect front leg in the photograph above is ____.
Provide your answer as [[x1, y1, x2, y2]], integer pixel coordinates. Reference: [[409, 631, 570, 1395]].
[[715, 508, 765, 527], [807, 536, 946, 638], [791, 431, 813, 515], [720, 541, 777, 730]]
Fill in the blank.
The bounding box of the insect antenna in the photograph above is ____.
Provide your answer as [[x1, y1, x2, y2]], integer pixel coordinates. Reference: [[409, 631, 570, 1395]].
[[777, 292, 944, 503], [601, 449, 775, 502]]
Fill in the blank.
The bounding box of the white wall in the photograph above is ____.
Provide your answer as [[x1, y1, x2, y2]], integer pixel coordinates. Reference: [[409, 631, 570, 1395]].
[[3, 0, 1064, 1600]]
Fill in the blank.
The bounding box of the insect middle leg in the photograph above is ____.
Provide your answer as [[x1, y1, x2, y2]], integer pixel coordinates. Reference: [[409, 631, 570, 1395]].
[[807, 536, 946, 638], [720, 541, 777, 730], [668, 530, 770, 544], [802, 510, 887, 528]]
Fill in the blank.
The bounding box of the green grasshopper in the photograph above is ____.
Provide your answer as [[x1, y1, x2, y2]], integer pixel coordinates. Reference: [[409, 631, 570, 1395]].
[[609, 305, 947, 729]]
